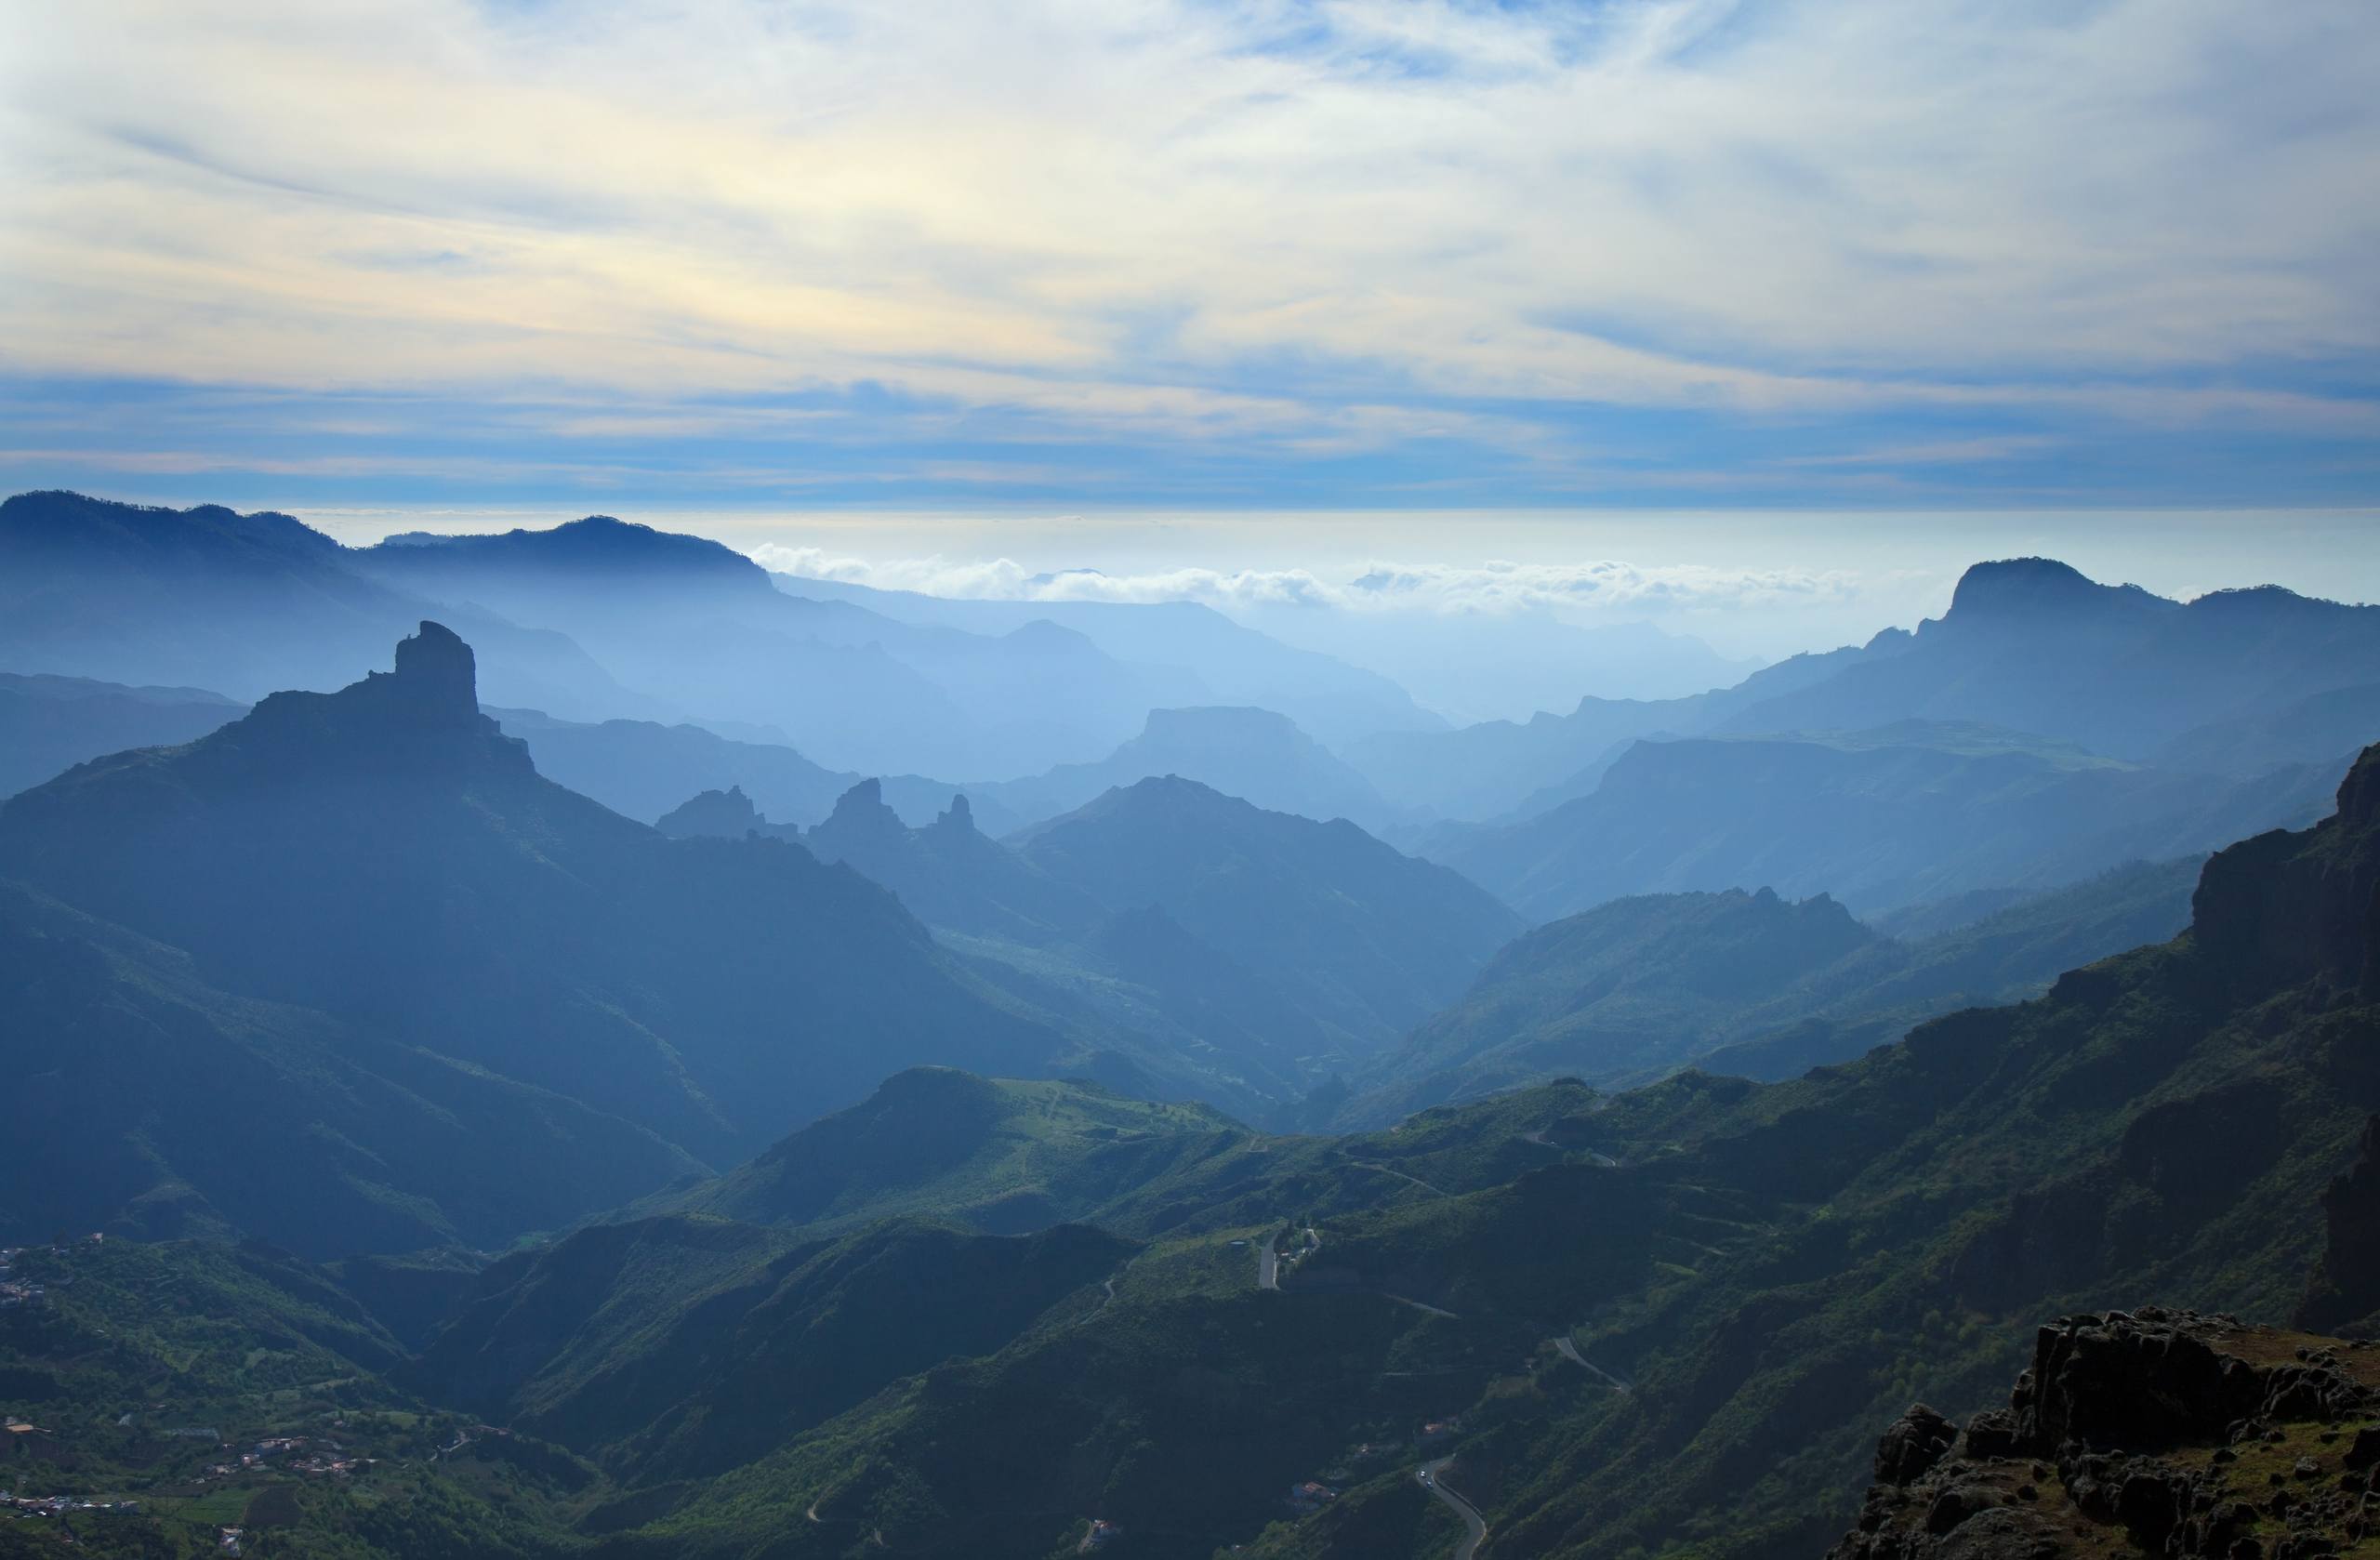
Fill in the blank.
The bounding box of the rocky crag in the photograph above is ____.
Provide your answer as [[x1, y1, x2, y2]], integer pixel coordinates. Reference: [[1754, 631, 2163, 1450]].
[[1832, 1307, 2380, 1560]]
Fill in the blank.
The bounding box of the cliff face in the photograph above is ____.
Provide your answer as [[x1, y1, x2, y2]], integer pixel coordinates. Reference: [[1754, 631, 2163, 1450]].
[[1830, 1309, 2380, 1560]]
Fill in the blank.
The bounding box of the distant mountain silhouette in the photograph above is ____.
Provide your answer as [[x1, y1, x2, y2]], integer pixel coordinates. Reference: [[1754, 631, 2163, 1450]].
[[355, 517, 1209, 776], [654, 777, 1413, 1107], [1015, 775, 1521, 1048], [0, 490, 647, 721], [1346, 557, 2380, 820], [970, 704, 1400, 833], [771, 572, 1441, 747], [0, 622, 1073, 1172], [0, 671, 246, 799], [800, 780, 1105, 942], [1433, 719, 2347, 921], [493, 705, 1024, 833]]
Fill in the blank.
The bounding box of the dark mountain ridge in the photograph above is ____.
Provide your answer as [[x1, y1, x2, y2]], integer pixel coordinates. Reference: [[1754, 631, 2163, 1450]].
[[0, 621, 1075, 1177]]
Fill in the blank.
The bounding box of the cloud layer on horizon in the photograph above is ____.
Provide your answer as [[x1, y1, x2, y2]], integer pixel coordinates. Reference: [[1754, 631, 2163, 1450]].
[[749, 542, 1861, 618], [3, 0, 2376, 508]]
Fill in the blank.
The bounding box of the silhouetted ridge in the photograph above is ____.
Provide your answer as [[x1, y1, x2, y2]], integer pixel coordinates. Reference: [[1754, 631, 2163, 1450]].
[[361, 511, 772, 590], [828, 775, 892, 821], [655, 784, 775, 839], [227, 619, 532, 778], [1942, 555, 2173, 624]]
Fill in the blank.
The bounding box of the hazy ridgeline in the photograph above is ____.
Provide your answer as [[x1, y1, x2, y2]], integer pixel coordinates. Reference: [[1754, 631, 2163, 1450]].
[[5, 490, 2380, 1560]]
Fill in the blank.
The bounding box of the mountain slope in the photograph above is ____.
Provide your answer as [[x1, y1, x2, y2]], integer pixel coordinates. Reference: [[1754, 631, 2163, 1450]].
[[1353, 887, 1879, 1113], [0, 489, 645, 721], [972, 705, 1400, 832], [0, 879, 699, 1257], [1017, 776, 1523, 1049], [1355, 747, 2380, 1560], [1346, 855, 2203, 1122], [0, 621, 1073, 1178], [413, 1212, 1136, 1484], [0, 670, 245, 798], [1436, 720, 2344, 921]]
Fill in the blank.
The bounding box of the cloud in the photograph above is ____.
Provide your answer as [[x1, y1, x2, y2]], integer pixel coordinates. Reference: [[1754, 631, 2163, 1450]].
[[2, 0, 2375, 502], [748, 544, 1858, 617]]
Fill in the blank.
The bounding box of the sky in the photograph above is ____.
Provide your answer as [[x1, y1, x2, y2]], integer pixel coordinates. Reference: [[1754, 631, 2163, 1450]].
[[3, 0, 2378, 521]]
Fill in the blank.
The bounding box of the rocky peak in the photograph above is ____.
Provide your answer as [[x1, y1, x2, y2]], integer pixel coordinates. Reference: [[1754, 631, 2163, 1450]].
[[1939, 557, 2174, 630], [215, 623, 531, 781], [807, 778, 914, 860], [825, 778, 903, 829], [1829, 1309, 2380, 1560], [389, 620, 480, 721], [656, 785, 765, 840], [932, 793, 977, 835], [2188, 744, 2380, 999]]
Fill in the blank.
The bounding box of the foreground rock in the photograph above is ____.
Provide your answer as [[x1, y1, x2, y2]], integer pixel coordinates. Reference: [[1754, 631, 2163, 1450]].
[[1829, 1307, 2380, 1560]]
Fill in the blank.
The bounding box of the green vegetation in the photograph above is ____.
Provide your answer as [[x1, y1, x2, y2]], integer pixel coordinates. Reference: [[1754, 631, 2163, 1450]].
[[1347, 854, 2205, 1121]]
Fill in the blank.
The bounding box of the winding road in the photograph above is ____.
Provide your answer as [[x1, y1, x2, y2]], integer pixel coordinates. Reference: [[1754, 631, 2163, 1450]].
[[1551, 1336, 1633, 1394], [1415, 1457, 1487, 1560], [1351, 1160, 1451, 1197], [1518, 1130, 1619, 1168]]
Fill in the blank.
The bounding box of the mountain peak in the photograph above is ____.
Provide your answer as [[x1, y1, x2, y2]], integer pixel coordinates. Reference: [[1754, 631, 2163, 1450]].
[[813, 778, 910, 847], [831, 777, 888, 817], [221, 623, 531, 779], [933, 793, 977, 834], [656, 785, 766, 839], [390, 619, 479, 715], [1944, 557, 2174, 624]]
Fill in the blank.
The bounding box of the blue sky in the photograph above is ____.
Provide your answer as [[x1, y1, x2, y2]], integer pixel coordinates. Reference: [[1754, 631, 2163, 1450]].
[[2, 0, 2376, 518]]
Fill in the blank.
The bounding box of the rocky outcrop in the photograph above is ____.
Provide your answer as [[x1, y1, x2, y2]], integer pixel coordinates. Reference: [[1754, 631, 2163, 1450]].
[[2302, 1117, 2380, 1337], [655, 785, 799, 842], [2188, 742, 2380, 1002], [215, 619, 535, 779], [1829, 1309, 2380, 1560]]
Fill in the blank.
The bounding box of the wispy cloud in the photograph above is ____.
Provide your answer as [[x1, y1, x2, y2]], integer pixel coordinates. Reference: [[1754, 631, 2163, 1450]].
[[2, 0, 2375, 505]]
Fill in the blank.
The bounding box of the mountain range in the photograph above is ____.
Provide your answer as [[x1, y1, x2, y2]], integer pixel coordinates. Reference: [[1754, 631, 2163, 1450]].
[[1347, 557, 2380, 824], [11, 492, 2380, 1560], [7, 736, 2377, 1559], [0, 621, 1083, 1183], [1432, 718, 2345, 921]]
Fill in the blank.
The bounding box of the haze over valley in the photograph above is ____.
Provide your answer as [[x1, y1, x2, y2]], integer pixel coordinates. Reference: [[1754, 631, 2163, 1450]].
[[5, 4, 2380, 1559]]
